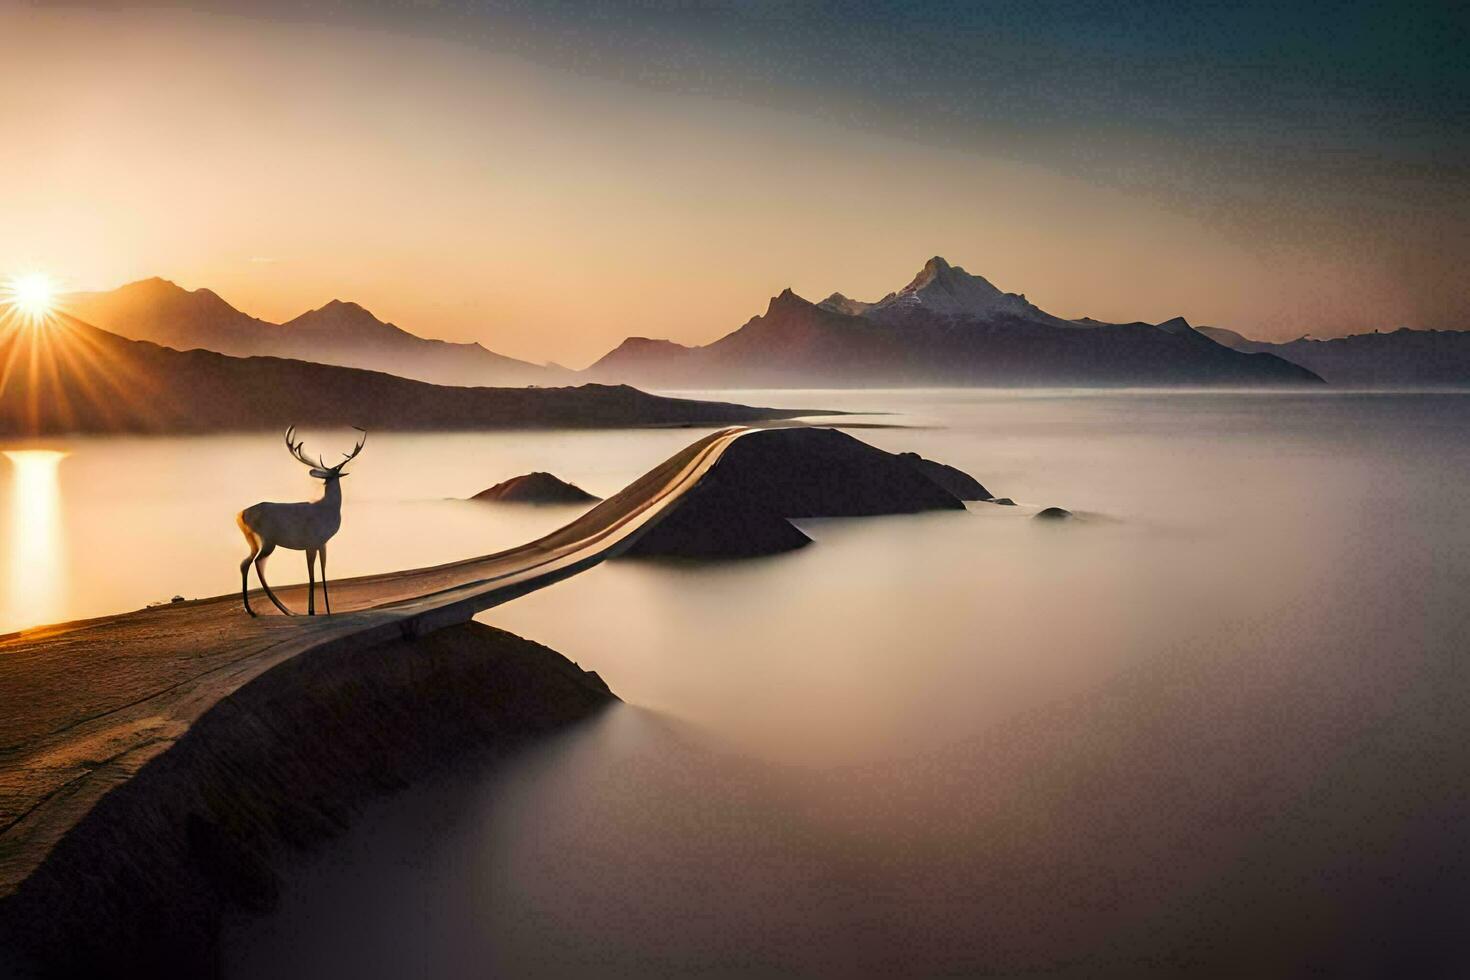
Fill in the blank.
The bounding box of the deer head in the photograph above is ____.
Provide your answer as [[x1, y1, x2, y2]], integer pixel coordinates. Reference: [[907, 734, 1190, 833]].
[[285, 425, 367, 481]]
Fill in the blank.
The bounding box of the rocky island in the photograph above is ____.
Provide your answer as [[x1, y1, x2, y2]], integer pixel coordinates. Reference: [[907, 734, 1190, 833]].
[[471, 472, 602, 504], [626, 427, 993, 558]]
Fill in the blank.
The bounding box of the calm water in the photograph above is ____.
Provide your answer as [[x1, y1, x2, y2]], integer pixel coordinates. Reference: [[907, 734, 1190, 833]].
[[6, 391, 1470, 976], [0, 424, 822, 633]]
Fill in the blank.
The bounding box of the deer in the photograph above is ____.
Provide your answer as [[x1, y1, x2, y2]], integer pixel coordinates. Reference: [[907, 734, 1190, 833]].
[[237, 426, 366, 617]]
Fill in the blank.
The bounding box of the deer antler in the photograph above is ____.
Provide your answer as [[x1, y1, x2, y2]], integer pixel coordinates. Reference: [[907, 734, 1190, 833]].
[[284, 425, 366, 472], [283, 425, 319, 469], [337, 427, 367, 468]]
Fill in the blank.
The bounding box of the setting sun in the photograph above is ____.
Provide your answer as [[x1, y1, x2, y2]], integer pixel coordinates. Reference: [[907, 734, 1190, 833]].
[[2, 273, 58, 322]]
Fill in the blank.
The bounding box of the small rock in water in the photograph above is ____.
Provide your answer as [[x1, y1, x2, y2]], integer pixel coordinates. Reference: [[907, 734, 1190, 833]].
[[987, 497, 1016, 506], [471, 472, 601, 504], [1034, 507, 1072, 520]]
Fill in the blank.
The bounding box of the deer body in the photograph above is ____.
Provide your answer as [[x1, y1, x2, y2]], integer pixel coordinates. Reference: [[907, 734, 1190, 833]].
[[240, 482, 342, 551], [238, 426, 365, 617]]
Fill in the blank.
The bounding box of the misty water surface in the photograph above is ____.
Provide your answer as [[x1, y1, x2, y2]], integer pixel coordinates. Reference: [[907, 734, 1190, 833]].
[[5, 391, 1469, 975]]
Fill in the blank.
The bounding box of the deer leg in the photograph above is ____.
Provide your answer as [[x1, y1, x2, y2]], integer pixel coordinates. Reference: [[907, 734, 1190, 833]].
[[320, 544, 331, 615], [306, 549, 317, 616], [253, 543, 294, 616], [239, 549, 259, 617], [238, 521, 261, 617]]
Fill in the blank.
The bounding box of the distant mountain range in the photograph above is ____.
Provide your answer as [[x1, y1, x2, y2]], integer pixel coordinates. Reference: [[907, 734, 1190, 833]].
[[0, 313, 814, 436], [65, 278, 564, 388], [584, 257, 1323, 387], [1198, 326, 1470, 387], [62, 264, 1469, 391]]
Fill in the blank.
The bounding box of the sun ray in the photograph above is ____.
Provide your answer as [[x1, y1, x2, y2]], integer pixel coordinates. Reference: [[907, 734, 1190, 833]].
[[0, 285, 160, 435], [1, 273, 60, 326]]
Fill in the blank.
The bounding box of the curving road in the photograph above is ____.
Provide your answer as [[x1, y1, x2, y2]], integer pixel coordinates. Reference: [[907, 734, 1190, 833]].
[[0, 424, 756, 896]]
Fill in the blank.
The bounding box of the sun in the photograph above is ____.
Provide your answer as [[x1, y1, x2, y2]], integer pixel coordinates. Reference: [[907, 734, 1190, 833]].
[[4, 273, 58, 321]]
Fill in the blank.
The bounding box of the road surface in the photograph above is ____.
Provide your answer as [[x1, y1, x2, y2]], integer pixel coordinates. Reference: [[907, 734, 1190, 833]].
[[0, 425, 753, 896]]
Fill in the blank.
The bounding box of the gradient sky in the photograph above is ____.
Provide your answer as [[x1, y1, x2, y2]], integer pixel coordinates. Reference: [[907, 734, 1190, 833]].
[[2, 0, 1466, 365]]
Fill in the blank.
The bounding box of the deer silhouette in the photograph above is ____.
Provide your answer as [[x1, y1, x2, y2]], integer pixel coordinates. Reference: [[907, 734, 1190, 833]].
[[237, 426, 366, 617]]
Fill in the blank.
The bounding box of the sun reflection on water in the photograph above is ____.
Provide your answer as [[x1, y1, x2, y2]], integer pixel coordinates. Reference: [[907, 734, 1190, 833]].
[[2, 450, 68, 632]]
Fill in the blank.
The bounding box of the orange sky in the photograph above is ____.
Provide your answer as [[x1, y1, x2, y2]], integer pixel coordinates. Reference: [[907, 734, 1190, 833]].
[[2, 5, 1463, 366]]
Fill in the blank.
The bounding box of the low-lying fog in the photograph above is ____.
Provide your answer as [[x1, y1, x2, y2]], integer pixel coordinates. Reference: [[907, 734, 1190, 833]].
[[6, 390, 1468, 976]]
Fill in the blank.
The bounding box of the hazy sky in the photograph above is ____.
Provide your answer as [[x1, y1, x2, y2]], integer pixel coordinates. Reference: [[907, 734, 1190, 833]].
[[2, 1, 1466, 364]]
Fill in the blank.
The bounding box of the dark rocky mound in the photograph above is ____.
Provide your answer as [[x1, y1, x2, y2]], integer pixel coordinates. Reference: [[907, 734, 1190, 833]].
[[624, 427, 976, 559], [987, 497, 1017, 506], [0, 621, 614, 978], [627, 490, 813, 558], [897, 451, 991, 500], [690, 427, 969, 517], [472, 472, 601, 504], [1035, 507, 1073, 520]]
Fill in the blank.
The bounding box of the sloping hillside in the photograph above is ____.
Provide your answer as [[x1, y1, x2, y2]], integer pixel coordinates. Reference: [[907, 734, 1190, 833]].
[[1200, 326, 1470, 386], [0, 313, 816, 435]]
